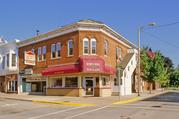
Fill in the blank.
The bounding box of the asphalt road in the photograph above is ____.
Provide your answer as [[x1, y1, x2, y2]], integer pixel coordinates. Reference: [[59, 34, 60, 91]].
[[1, 91, 179, 119]]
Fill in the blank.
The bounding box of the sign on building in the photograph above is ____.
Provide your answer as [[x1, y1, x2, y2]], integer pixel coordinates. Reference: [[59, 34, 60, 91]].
[[24, 51, 35, 65]]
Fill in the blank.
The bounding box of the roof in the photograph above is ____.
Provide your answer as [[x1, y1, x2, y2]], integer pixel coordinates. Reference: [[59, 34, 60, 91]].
[[17, 19, 137, 48], [119, 53, 134, 69]]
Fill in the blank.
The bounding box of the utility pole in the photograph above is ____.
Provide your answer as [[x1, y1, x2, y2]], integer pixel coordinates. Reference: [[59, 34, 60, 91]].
[[138, 27, 141, 96], [117, 67, 121, 100]]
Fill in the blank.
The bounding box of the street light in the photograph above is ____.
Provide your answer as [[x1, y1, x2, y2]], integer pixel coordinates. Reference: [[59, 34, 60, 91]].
[[137, 22, 156, 96]]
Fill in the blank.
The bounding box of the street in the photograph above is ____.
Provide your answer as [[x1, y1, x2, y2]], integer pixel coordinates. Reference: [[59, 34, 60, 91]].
[[0, 91, 179, 119]]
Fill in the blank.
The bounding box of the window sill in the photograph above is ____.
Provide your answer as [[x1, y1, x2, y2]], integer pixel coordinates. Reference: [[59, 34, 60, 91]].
[[67, 55, 74, 57], [51, 57, 61, 60], [37, 60, 46, 62]]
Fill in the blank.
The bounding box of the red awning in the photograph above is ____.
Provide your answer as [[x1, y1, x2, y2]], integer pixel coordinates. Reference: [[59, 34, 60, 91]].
[[42, 64, 80, 76], [42, 56, 116, 76]]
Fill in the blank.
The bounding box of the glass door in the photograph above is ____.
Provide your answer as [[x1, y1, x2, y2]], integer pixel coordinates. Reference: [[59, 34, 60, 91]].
[[85, 78, 94, 96]]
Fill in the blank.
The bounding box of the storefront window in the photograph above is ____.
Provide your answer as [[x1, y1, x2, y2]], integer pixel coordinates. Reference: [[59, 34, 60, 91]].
[[65, 77, 77, 87], [114, 78, 122, 86], [8, 80, 17, 92], [102, 77, 109, 86], [114, 78, 118, 86], [54, 78, 62, 87]]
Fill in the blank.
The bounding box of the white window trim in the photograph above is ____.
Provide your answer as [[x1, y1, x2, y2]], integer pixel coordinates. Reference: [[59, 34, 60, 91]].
[[56, 42, 61, 58], [67, 39, 74, 56], [104, 40, 108, 56], [42, 46, 46, 61], [38, 47, 42, 61], [51, 44, 56, 59], [91, 38, 97, 55], [83, 38, 89, 55], [11, 53, 16, 67]]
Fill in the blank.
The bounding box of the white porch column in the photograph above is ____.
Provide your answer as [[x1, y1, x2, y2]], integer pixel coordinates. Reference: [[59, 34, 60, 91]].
[[99, 76, 102, 97], [18, 75, 22, 94], [62, 76, 65, 88], [78, 76, 82, 88]]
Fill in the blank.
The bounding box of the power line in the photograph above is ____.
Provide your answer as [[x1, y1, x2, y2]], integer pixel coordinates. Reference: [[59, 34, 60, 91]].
[[143, 31, 179, 49], [146, 21, 179, 29]]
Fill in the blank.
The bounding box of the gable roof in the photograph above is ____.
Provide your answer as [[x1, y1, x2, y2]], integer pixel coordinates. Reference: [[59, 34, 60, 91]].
[[119, 53, 134, 69]]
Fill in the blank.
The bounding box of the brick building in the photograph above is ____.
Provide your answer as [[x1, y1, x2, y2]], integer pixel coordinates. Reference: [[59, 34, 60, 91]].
[[18, 20, 138, 96]]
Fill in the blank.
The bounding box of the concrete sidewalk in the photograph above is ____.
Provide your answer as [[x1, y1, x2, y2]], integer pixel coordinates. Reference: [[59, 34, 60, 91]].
[[0, 90, 168, 106]]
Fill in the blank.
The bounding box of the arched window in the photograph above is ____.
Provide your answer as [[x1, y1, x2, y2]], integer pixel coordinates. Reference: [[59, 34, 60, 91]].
[[116, 47, 122, 60], [56, 42, 61, 58], [104, 40, 108, 55], [91, 38, 96, 54], [68, 39, 73, 56], [83, 38, 89, 55]]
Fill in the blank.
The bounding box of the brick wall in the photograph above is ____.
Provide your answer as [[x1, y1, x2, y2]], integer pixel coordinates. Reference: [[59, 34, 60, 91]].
[[19, 30, 129, 73]]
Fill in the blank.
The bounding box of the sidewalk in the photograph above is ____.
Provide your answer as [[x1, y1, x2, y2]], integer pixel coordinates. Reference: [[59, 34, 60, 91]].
[[0, 90, 168, 106]]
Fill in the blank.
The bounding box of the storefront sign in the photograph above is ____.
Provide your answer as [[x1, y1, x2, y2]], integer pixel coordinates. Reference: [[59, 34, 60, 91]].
[[86, 63, 101, 72], [24, 51, 35, 65], [25, 68, 33, 75]]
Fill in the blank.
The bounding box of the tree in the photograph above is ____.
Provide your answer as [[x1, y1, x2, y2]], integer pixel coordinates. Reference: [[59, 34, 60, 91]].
[[141, 48, 168, 93], [170, 69, 179, 87]]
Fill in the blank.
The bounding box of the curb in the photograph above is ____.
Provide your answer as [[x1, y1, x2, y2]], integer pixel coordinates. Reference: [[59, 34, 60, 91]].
[[112, 90, 169, 105], [0, 96, 95, 107], [32, 100, 95, 107], [113, 97, 140, 105], [0, 96, 32, 102]]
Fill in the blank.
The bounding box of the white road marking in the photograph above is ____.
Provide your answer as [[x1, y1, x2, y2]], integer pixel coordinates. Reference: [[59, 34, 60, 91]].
[[63, 105, 109, 119], [28, 106, 84, 119], [1, 103, 18, 107], [109, 105, 179, 112]]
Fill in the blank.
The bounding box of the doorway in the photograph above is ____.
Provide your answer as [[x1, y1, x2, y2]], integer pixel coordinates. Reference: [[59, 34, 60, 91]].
[[85, 77, 94, 96]]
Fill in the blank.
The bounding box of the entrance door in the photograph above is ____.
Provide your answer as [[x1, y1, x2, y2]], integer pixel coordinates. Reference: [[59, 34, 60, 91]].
[[85, 78, 94, 96]]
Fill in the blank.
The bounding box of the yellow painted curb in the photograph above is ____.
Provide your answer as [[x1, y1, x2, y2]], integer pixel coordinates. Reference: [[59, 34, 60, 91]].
[[113, 97, 140, 105], [32, 100, 95, 107]]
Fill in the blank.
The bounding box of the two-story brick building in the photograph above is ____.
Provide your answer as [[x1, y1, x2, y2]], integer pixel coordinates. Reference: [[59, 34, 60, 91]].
[[18, 20, 138, 97]]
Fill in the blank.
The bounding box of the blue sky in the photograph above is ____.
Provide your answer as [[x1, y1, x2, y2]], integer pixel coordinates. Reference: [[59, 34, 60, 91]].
[[0, 0, 179, 66]]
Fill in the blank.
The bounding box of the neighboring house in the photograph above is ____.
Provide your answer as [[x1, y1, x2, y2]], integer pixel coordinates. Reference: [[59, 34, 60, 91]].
[[18, 20, 138, 96], [0, 38, 19, 93]]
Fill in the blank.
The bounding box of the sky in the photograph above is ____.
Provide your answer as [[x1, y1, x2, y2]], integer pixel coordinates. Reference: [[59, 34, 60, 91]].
[[0, 0, 179, 66]]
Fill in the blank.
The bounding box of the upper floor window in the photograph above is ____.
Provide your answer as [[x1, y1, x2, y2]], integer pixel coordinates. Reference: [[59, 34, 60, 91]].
[[83, 38, 89, 54], [116, 47, 122, 60], [7, 53, 9, 67], [42, 46, 46, 60], [91, 38, 96, 54], [2, 56, 5, 69], [104, 40, 108, 56], [56, 43, 61, 58], [31, 48, 35, 54], [38, 47, 42, 61], [68, 40, 73, 56], [12, 54, 16, 67], [51, 44, 56, 59]]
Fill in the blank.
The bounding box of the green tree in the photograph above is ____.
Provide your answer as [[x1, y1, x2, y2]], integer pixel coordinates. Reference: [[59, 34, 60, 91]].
[[170, 69, 179, 87], [141, 48, 168, 93]]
